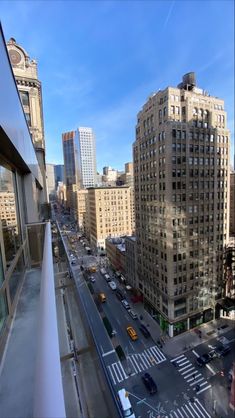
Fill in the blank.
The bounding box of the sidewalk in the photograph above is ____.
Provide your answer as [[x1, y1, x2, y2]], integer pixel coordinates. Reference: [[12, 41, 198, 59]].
[[127, 299, 235, 359]]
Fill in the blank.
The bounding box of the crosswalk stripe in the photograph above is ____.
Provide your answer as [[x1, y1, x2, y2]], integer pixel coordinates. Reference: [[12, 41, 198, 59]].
[[172, 411, 180, 417], [171, 354, 185, 362], [142, 352, 152, 367], [148, 346, 162, 363], [128, 356, 139, 373], [177, 408, 185, 418], [185, 403, 200, 418], [179, 363, 192, 372], [131, 355, 142, 372], [193, 400, 209, 417], [196, 384, 211, 395], [178, 360, 189, 367], [180, 405, 190, 417], [195, 398, 211, 417], [181, 366, 195, 376], [107, 365, 116, 385], [138, 353, 149, 369], [118, 361, 128, 379], [151, 345, 166, 361], [190, 377, 204, 386], [187, 373, 201, 382], [112, 363, 123, 382], [198, 380, 208, 387]]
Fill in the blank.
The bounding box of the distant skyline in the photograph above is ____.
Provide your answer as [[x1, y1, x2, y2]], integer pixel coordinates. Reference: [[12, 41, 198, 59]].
[[0, 0, 234, 171]]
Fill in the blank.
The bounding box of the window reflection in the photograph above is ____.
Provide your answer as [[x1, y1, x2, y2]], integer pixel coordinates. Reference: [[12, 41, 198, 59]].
[[9, 253, 24, 304], [0, 165, 21, 267], [0, 291, 8, 332]]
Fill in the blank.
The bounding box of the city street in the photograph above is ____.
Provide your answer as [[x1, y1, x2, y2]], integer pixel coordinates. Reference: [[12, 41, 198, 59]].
[[60, 218, 235, 418]]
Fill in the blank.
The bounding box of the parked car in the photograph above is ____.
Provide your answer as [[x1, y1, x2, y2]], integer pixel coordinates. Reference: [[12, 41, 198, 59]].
[[109, 281, 117, 290], [142, 373, 157, 394], [90, 276, 96, 283], [215, 344, 231, 358], [116, 289, 124, 299], [139, 324, 151, 338], [196, 353, 211, 366], [208, 350, 217, 360], [104, 274, 111, 282], [128, 309, 138, 320], [122, 299, 130, 310]]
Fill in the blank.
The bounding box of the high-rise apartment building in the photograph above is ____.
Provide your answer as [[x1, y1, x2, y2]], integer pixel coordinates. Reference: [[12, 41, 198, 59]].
[[54, 164, 64, 186], [78, 127, 97, 188], [87, 186, 134, 250], [7, 37, 47, 202], [133, 73, 230, 337]]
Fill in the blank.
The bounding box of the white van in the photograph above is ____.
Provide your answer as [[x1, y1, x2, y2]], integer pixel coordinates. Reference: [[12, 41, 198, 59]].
[[118, 388, 136, 418]]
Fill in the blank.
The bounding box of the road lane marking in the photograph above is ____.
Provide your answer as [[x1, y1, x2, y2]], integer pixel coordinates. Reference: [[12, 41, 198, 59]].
[[180, 363, 193, 372], [138, 353, 149, 369], [185, 403, 200, 418], [112, 363, 123, 382], [150, 345, 166, 362], [102, 349, 115, 357], [171, 354, 185, 362], [192, 349, 200, 357], [205, 363, 216, 375], [128, 357, 139, 373], [187, 373, 201, 382], [195, 398, 211, 416], [182, 368, 196, 378], [118, 361, 128, 379], [132, 354, 142, 372], [107, 365, 116, 384], [178, 360, 189, 366], [190, 377, 204, 386], [196, 384, 211, 395], [141, 352, 152, 367]]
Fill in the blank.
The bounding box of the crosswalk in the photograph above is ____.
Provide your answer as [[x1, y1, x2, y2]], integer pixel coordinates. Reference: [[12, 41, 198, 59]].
[[171, 354, 211, 395], [166, 398, 211, 418], [108, 345, 166, 385]]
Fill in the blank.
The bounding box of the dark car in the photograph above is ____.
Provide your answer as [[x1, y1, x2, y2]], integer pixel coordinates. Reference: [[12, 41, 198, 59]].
[[142, 373, 157, 394], [196, 353, 211, 366], [139, 324, 151, 338], [116, 289, 124, 301], [215, 344, 231, 358]]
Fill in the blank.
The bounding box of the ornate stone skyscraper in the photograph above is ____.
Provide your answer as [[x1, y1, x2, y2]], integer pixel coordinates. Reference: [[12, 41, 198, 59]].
[[7, 38, 47, 201]]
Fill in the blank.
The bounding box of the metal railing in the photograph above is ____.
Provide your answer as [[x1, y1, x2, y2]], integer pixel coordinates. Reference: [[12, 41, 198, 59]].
[[33, 222, 66, 418]]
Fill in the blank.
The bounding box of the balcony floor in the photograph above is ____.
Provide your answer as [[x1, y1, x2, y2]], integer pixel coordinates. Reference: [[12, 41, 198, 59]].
[[0, 269, 41, 418]]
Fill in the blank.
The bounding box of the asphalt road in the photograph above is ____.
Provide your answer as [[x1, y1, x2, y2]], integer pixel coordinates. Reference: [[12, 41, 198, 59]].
[[59, 217, 235, 418]]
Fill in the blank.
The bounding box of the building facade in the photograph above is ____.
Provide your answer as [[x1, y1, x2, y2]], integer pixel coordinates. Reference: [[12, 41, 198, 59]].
[[133, 72, 230, 336], [105, 237, 126, 273], [46, 163, 56, 200], [76, 189, 88, 230], [7, 37, 47, 202], [0, 25, 48, 352], [62, 130, 81, 217], [87, 186, 133, 250], [230, 171, 235, 236], [125, 236, 137, 289], [54, 164, 64, 186], [78, 127, 97, 188]]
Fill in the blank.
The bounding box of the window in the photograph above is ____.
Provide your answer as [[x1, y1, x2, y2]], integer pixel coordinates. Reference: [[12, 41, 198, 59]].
[[25, 112, 31, 126], [20, 91, 29, 107]]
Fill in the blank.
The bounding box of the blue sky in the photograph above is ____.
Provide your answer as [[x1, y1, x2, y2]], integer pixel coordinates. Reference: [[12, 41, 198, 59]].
[[1, 0, 234, 171]]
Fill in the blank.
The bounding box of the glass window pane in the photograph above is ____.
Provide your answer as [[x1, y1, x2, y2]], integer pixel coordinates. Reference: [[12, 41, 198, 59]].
[[0, 291, 8, 333], [0, 165, 22, 268], [9, 253, 25, 304]]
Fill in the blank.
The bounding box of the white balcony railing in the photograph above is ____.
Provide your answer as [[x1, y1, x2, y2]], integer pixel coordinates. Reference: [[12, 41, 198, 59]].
[[33, 222, 66, 418]]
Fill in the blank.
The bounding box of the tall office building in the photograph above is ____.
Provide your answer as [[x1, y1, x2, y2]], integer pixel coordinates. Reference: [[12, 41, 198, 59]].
[[78, 127, 97, 188], [7, 37, 47, 202], [54, 164, 64, 186], [62, 130, 81, 217], [134, 72, 230, 337], [46, 163, 56, 200]]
